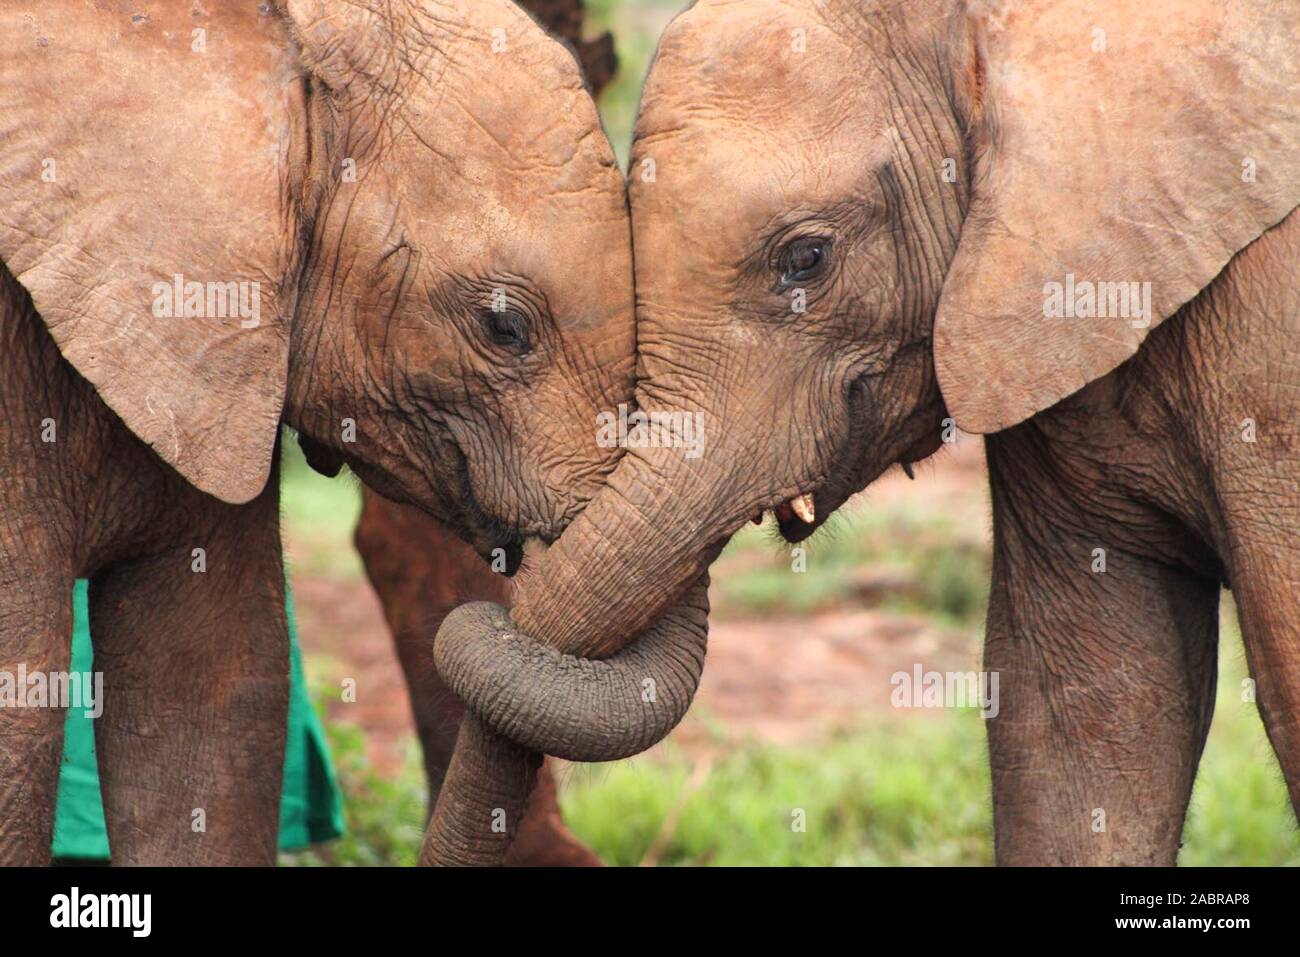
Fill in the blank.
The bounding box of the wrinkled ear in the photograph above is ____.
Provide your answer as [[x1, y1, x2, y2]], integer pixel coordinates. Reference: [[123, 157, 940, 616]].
[[0, 4, 298, 503], [934, 0, 1300, 433]]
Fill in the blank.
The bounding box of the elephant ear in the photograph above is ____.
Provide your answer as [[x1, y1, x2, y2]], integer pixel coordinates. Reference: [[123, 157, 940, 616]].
[[0, 3, 300, 502], [934, 0, 1300, 433]]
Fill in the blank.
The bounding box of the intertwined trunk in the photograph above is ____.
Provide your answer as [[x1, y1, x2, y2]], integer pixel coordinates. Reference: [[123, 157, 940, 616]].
[[421, 431, 752, 864], [419, 0, 755, 866]]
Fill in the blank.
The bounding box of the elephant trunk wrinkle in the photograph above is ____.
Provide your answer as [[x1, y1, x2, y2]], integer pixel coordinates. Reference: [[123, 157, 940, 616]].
[[421, 576, 710, 865], [433, 583, 708, 760], [422, 413, 748, 867]]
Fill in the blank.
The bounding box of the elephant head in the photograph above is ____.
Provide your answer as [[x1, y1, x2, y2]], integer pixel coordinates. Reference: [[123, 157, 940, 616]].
[[622, 0, 1299, 538], [0, 0, 633, 568], [422, 0, 1300, 863]]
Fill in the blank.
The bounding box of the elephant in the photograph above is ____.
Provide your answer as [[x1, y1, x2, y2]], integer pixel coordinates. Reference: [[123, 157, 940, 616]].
[[421, 0, 1300, 867], [0, 0, 634, 865]]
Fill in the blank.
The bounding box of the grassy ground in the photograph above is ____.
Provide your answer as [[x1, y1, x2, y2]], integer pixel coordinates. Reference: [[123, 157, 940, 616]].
[[558, 611, 1300, 867], [708, 501, 990, 627], [282, 439, 1300, 866]]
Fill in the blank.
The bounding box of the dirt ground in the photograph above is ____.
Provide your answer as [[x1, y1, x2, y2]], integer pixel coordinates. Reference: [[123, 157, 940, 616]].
[[290, 438, 990, 772]]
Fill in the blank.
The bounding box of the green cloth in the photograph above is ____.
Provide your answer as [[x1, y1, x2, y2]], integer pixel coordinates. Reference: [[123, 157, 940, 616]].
[[51, 579, 344, 858]]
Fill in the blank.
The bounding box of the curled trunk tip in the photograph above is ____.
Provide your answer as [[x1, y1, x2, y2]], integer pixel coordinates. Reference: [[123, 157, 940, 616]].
[[432, 577, 710, 763]]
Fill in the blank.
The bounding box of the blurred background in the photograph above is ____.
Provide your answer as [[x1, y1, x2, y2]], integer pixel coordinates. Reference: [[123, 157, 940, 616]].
[[280, 0, 1300, 866]]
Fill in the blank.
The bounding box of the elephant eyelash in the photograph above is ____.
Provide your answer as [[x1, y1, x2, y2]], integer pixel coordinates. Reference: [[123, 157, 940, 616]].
[[478, 306, 532, 356], [773, 236, 833, 291], [450, 276, 552, 360]]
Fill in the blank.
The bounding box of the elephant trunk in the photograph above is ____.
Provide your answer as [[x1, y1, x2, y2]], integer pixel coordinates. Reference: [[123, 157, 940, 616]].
[[421, 435, 750, 866], [512, 439, 742, 655], [434, 580, 710, 762], [418, 714, 540, 867]]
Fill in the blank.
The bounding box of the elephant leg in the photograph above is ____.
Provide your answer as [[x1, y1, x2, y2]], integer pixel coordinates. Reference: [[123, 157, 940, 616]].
[[90, 483, 287, 865], [983, 450, 1220, 864], [0, 563, 73, 865], [354, 490, 599, 865], [1226, 540, 1300, 816]]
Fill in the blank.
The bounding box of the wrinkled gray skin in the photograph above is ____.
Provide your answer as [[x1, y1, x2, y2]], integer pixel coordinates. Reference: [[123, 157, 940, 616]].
[[432, 0, 1300, 867], [422, 580, 709, 866]]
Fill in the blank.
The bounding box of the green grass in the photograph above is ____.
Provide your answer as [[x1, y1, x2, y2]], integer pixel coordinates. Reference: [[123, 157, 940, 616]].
[[283, 611, 1299, 866], [561, 712, 994, 866], [1182, 610, 1300, 866], [554, 612, 1300, 867], [710, 506, 990, 627]]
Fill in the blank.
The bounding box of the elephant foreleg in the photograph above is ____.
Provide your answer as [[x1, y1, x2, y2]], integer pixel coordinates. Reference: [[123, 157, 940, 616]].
[[89, 485, 288, 866], [983, 453, 1220, 865], [0, 562, 73, 865], [1225, 538, 1300, 816]]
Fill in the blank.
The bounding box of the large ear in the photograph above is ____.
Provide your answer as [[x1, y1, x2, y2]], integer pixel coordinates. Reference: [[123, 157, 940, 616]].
[[0, 3, 300, 502], [934, 0, 1300, 433]]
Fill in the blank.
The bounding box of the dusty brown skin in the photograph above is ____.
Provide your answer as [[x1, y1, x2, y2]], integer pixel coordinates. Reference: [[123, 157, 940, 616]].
[[619, 0, 1299, 864], [430, 0, 1300, 866], [524, 0, 617, 93], [351, 0, 609, 867], [0, 0, 633, 865]]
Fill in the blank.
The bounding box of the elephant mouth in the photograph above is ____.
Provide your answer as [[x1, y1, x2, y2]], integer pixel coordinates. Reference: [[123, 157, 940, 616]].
[[765, 372, 899, 544], [773, 488, 827, 542], [766, 485, 844, 544], [448, 444, 528, 576], [743, 482, 837, 543], [753, 437, 876, 545]]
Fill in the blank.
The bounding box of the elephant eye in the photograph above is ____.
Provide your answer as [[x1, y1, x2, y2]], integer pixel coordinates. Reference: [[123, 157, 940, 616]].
[[481, 307, 531, 355], [777, 236, 831, 287]]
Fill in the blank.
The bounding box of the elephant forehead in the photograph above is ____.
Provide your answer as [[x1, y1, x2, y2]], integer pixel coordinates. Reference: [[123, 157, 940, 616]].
[[633, 122, 875, 224], [635, 0, 863, 136], [390, 59, 624, 241], [630, 0, 885, 238], [403, 3, 619, 175], [410, 162, 629, 268]]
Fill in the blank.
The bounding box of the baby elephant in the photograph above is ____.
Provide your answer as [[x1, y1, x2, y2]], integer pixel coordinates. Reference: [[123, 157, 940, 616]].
[[619, 0, 1299, 864], [0, 0, 633, 864]]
